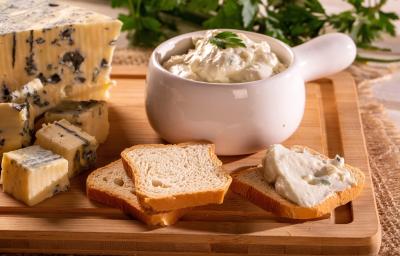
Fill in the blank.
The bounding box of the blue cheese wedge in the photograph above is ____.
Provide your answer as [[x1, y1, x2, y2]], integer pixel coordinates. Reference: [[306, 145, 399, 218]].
[[1, 145, 69, 206], [0, 0, 122, 101], [262, 144, 356, 207], [35, 119, 98, 177], [0, 103, 35, 157], [44, 100, 109, 143], [8, 79, 66, 117]]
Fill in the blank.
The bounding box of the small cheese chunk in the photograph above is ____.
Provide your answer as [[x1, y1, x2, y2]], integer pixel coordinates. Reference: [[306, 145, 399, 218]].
[[8, 79, 67, 117], [1, 145, 69, 206], [35, 119, 98, 177], [0, 0, 122, 101], [44, 100, 109, 143], [0, 103, 34, 157]]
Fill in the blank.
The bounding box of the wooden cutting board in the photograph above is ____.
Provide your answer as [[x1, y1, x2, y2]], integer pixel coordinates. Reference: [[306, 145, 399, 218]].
[[0, 68, 381, 255]]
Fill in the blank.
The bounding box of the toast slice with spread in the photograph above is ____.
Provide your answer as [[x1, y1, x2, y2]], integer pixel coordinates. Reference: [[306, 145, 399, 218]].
[[231, 145, 365, 219]]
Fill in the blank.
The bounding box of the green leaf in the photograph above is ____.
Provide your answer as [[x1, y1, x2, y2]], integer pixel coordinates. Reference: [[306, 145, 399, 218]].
[[118, 13, 136, 31], [264, 3, 325, 46], [144, 0, 181, 12], [203, 0, 242, 29], [347, 0, 364, 10], [186, 0, 219, 15], [111, 0, 130, 8], [382, 11, 399, 20], [329, 11, 355, 33], [209, 31, 246, 49], [214, 31, 237, 39], [304, 0, 325, 14], [131, 29, 165, 47], [240, 0, 258, 28], [263, 17, 287, 43], [157, 0, 181, 11], [141, 16, 161, 31]]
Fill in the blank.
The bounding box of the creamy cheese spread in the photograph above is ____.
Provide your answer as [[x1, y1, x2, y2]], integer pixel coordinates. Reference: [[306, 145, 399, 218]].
[[262, 144, 356, 207], [163, 30, 286, 83]]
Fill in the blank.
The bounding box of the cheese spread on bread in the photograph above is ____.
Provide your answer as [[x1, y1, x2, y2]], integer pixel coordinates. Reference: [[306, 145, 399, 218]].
[[163, 30, 285, 83], [262, 144, 356, 207]]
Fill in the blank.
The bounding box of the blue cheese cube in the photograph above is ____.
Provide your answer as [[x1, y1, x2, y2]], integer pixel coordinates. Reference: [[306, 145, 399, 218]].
[[35, 119, 98, 177], [1, 145, 69, 206], [0, 103, 35, 157], [44, 100, 109, 143], [0, 0, 121, 101]]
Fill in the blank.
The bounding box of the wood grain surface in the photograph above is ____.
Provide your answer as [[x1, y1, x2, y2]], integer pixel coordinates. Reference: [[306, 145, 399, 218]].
[[0, 69, 380, 255]]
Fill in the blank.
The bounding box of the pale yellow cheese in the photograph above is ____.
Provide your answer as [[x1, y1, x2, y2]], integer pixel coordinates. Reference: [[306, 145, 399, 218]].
[[1, 145, 69, 206], [44, 100, 109, 143], [0, 0, 122, 101], [0, 103, 35, 157], [10, 78, 67, 117], [68, 81, 113, 101], [35, 119, 98, 177]]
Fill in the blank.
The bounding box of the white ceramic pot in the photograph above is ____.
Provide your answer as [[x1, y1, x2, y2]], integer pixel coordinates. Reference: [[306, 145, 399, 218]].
[[146, 30, 356, 155]]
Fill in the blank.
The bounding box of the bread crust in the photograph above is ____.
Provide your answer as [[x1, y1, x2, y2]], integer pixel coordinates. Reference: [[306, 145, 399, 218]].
[[121, 142, 232, 212], [230, 145, 365, 219], [86, 160, 188, 226]]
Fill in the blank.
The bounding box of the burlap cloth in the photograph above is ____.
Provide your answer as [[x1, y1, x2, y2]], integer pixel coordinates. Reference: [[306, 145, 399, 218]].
[[348, 63, 400, 256], [2, 49, 399, 256]]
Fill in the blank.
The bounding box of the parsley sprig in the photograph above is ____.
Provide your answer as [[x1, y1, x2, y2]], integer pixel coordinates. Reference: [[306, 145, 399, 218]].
[[209, 31, 246, 49], [111, 0, 399, 62]]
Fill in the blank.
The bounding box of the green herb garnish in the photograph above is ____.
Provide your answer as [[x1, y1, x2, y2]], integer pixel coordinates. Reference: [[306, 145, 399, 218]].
[[111, 0, 399, 62], [209, 31, 246, 49], [308, 178, 331, 186], [319, 179, 331, 186]]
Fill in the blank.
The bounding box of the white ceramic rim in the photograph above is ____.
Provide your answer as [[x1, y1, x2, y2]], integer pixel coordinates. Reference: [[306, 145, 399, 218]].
[[150, 29, 297, 88]]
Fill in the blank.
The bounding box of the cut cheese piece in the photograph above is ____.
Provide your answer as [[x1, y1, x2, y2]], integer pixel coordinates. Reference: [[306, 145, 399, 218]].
[[1, 145, 69, 206], [0, 0, 122, 101], [35, 119, 98, 177], [9, 79, 66, 117], [0, 103, 35, 157], [68, 81, 113, 101], [44, 100, 109, 143]]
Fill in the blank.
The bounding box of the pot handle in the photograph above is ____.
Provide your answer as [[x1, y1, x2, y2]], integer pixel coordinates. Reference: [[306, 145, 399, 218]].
[[292, 33, 356, 82]]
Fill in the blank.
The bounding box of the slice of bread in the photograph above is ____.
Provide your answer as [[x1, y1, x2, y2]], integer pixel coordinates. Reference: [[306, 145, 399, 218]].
[[231, 145, 365, 219], [86, 160, 188, 226], [121, 143, 232, 212]]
